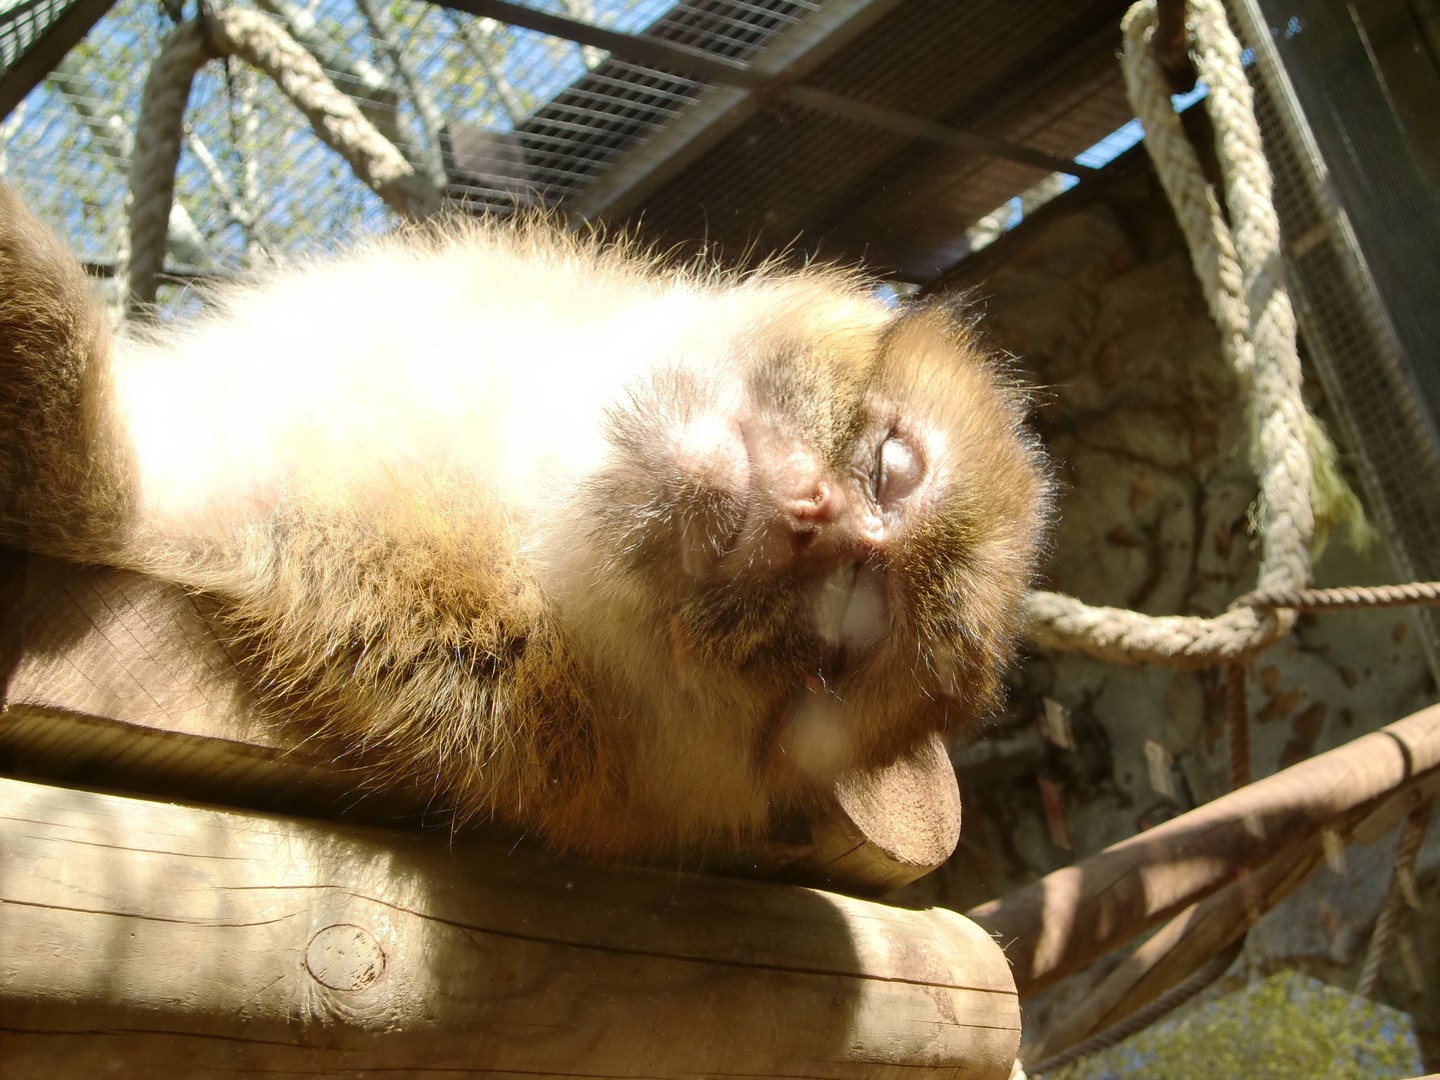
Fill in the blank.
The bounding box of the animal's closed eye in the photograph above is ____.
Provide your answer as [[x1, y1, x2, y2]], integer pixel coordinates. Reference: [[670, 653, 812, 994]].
[[876, 432, 923, 506]]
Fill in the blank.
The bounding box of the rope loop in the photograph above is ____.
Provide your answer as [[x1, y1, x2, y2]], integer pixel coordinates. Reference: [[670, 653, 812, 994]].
[[124, 7, 442, 315], [1026, 0, 1327, 666]]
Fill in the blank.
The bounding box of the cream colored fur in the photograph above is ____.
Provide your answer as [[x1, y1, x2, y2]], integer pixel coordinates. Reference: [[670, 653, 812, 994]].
[[0, 187, 1050, 860]]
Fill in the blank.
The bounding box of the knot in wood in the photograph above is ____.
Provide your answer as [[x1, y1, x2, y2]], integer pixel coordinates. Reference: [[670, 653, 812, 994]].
[[305, 923, 386, 992]]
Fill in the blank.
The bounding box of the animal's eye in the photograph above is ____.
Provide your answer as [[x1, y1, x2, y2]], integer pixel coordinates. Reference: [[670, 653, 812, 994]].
[[875, 433, 922, 505]]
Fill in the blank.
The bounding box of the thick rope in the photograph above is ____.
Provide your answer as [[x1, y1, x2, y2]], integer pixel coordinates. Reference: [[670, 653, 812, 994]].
[[125, 19, 212, 317], [1025, 0, 1330, 665], [207, 8, 442, 221], [1356, 798, 1432, 999], [124, 8, 442, 314], [1025, 591, 1284, 668], [1127, 0, 1316, 597]]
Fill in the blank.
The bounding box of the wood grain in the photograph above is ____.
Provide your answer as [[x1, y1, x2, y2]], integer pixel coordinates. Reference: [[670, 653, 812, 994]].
[[0, 776, 1019, 1078], [968, 703, 1440, 997]]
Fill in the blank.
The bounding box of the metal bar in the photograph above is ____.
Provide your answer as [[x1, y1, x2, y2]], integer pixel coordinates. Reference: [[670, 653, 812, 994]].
[[426, 0, 1091, 181], [0, 0, 116, 119], [429, 0, 768, 88], [781, 85, 1094, 177]]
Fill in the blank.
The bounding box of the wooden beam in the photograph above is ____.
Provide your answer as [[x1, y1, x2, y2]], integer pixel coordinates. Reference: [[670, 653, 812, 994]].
[[1022, 818, 1332, 1063], [1024, 764, 1434, 1066], [967, 703, 1440, 998], [0, 776, 1019, 1078]]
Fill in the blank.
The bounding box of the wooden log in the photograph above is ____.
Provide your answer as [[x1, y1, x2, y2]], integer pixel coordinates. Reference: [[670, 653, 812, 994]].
[[787, 730, 962, 894], [1021, 774, 1440, 1065], [967, 703, 1440, 997], [1021, 835, 1324, 1064], [1023, 772, 1440, 1065], [0, 776, 1019, 1078], [0, 550, 433, 822], [0, 550, 961, 891]]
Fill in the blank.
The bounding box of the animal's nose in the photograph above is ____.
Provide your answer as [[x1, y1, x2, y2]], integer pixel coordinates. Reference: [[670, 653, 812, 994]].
[[782, 480, 843, 526]]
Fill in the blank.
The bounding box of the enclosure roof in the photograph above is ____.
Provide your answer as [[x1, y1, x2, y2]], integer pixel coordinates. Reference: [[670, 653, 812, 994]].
[[440, 0, 1139, 281], [1, 0, 1141, 283]]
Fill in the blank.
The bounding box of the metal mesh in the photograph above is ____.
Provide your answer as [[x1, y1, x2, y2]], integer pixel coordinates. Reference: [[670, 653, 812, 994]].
[[621, 1, 1137, 278], [652, 0, 815, 57], [1, 0, 1146, 290], [447, 1, 819, 211], [452, 56, 704, 209], [1226, 0, 1440, 673], [0, 0, 824, 274], [3, 0, 1193, 303], [0, 0, 78, 75]]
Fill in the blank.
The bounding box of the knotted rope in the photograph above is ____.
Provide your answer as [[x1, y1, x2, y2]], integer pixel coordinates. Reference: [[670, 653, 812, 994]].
[[1025, 8, 1438, 1064], [1025, 0, 1380, 666]]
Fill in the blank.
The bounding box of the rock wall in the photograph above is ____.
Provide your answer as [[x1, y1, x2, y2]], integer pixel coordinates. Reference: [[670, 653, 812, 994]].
[[897, 150, 1438, 1060]]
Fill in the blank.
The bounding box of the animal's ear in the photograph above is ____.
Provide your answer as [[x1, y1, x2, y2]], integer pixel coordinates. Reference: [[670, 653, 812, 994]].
[[874, 298, 985, 380], [911, 288, 984, 336]]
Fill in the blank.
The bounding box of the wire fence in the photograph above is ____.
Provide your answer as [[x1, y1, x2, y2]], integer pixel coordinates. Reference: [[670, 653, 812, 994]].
[[1, 0, 817, 288]]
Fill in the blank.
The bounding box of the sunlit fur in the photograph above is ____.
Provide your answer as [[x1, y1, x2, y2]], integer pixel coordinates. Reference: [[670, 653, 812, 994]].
[[0, 185, 1050, 860]]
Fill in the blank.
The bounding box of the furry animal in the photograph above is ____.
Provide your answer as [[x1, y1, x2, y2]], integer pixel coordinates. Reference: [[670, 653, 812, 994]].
[[0, 185, 1049, 859]]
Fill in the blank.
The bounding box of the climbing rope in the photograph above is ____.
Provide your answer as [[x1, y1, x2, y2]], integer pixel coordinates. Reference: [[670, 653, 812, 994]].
[[1025, 4, 1439, 1066], [124, 18, 211, 317], [208, 8, 441, 221], [1236, 580, 1440, 612], [1024, 0, 1308, 665], [124, 6, 441, 316], [1025, 0, 1415, 668], [1126, 0, 1316, 603]]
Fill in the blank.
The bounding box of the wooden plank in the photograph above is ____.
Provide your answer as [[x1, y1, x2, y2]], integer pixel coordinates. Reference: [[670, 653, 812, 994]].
[[967, 703, 1440, 997], [0, 551, 962, 889], [0, 776, 1019, 1078], [0, 551, 434, 823]]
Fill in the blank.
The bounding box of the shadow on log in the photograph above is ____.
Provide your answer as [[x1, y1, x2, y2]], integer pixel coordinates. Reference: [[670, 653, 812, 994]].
[[0, 776, 1018, 1078], [967, 703, 1440, 998]]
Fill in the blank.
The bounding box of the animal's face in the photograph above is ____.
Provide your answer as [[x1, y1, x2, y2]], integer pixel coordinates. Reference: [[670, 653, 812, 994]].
[[582, 289, 1050, 784]]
